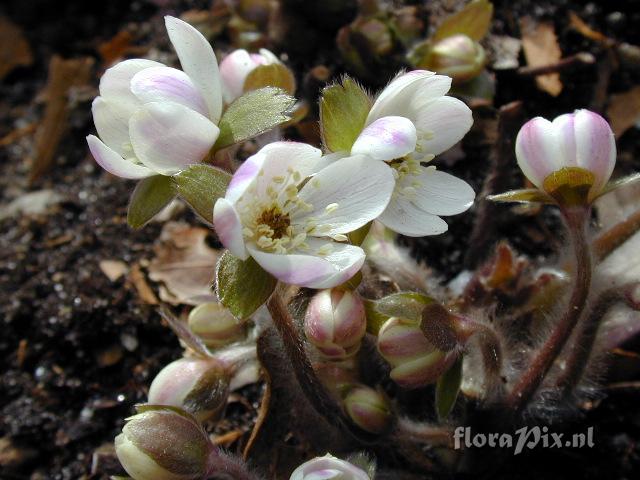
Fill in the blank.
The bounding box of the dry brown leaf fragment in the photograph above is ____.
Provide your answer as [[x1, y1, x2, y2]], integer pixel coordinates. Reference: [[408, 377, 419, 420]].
[[0, 16, 33, 80], [98, 30, 134, 65], [520, 17, 563, 97], [606, 86, 640, 138], [99, 259, 129, 282], [128, 263, 159, 305], [148, 221, 220, 305], [568, 11, 612, 45]]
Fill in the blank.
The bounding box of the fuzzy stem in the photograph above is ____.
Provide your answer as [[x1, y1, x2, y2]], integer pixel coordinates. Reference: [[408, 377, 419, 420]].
[[461, 320, 504, 392], [507, 206, 592, 411], [265, 289, 375, 443], [207, 450, 260, 480], [558, 282, 639, 395]]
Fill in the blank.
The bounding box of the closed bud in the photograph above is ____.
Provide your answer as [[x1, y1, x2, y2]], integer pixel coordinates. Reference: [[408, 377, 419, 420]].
[[304, 289, 367, 360], [148, 358, 229, 423], [415, 34, 486, 84], [115, 405, 215, 480], [188, 302, 246, 348], [377, 317, 457, 388], [290, 454, 371, 480], [314, 362, 357, 396], [343, 385, 392, 434]]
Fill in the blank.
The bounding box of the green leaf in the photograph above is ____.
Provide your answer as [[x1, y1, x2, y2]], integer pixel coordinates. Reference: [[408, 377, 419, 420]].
[[364, 299, 389, 335], [487, 188, 554, 204], [375, 292, 434, 322], [171, 164, 231, 224], [599, 172, 640, 197], [216, 252, 277, 320], [127, 175, 175, 229], [432, 0, 493, 42], [320, 76, 371, 153], [214, 87, 296, 149], [435, 356, 463, 420]]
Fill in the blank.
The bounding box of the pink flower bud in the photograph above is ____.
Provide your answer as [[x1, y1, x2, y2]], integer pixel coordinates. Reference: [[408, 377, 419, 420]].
[[343, 385, 392, 434], [147, 358, 229, 422], [188, 302, 246, 348], [220, 48, 280, 103], [377, 317, 457, 388], [417, 34, 486, 84], [290, 454, 371, 480], [304, 289, 367, 360], [515, 109, 616, 204]]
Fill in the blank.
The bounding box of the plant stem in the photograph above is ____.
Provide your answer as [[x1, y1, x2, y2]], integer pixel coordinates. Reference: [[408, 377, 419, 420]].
[[592, 209, 640, 261], [265, 289, 375, 443], [507, 206, 592, 411], [462, 321, 504, 393], [207, 450, 260, 480]]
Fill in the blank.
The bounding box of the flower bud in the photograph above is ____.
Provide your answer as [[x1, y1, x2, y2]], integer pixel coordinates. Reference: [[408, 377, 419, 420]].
[[115, 405, 215, 480], [290, 454, 371, 480], [415, 34, 486, 84], [343, 385, 392, 434], [377, 317, 457, 388], [304, 289, 367, 360], [188, 302, 246, 348], [314, 362, 357, 396], [148, 358, 229, 423], [515, 109, 616, 204]]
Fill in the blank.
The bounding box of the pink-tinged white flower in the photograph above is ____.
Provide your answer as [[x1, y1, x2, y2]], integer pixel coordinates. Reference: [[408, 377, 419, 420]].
[[220, 48, 280, 103], [290, 454, 371, 480], [350, 70, 475, 237], [515, 109, 616, 203], [213, 142, 394, 289], [343, 385, 392, 434], [304, 289, 366, 359], [87, 16, 223, 179]]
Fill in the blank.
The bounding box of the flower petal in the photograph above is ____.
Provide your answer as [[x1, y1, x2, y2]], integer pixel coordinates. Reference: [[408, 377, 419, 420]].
[[409, 167, 475, 216], [219, 49, 259, 104], [297, 155, 394, 235], [367, 70, 452, 123], [573, 109, 616, 193], [86, 135, 153, 179], [213, 198, 248, 260], [130, 66, 208, 116], [129, 101, 220, 175], [91, 97, 132, 157], [247, 240, 364, 289], [378, 196, 448, 237], [413, 96, 473, 156], [99, 58, 162, 112], [515, 117, 562, 189], [351, 116, 417, 161], [165, 16, 223, 123]]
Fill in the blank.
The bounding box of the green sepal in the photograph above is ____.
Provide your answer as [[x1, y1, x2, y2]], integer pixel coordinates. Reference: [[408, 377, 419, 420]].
[[215, 252, 277, 320], [598, 172, 640, 198], [487, 188, 554, 204], [348, 222, 372, 246], [214, 87, 296, 149], [432, 0, 493, 42], [364, 299, 389, 335], [244, 63, 296, 95], [171, 164, 231, 224], [127, 175, 176, 229], [435, 355, 463, 420], [375, 292, 434, 322]]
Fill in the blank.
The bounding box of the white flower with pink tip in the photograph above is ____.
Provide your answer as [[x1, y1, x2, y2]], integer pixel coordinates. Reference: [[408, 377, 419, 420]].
[[349, 70, 475, 237], [213, 142, 394, 289], [86, 16, 223, 179], [290, 454, 371, 480], [220, 48, 281, 103], [515, 109, 616, 202]]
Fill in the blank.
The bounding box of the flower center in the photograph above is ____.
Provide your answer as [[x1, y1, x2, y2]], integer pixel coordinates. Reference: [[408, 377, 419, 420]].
[[256, 206, 291, 239]]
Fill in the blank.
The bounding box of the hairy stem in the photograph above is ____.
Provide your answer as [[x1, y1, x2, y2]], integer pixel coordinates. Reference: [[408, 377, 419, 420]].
[[265, 289, 375, 443], [208, 450, 260, 480], [507, 206, 592, 411]]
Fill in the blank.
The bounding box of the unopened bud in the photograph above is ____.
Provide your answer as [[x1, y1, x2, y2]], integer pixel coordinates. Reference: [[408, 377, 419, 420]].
[[148, 358, 229, 423], [304, 289, 366, 360], [188, 302, 246, 348], [115, 405, 215, 480], [377, 317, 457, 388], [343, 385, 392, 434], [314, 362, 357, 396], [415, 34, 486, 84], [290, 454, 371, 480]]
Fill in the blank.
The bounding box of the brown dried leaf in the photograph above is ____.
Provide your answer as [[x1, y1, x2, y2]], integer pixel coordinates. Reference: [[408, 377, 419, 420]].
[[568, 11, 612, 45], [99, 260, 129, 282], [98, 30, 134, 65], [0, 16, 33, 80], [128, 263, 159, 305], [520, 17, 563, 96], [148, 222, 220, 305], [606, 86, 640, 138], [30, 55, 94, 183]]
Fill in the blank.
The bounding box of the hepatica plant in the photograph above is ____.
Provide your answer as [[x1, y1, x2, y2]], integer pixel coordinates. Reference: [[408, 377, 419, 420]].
[[88, 13, 640, 480]]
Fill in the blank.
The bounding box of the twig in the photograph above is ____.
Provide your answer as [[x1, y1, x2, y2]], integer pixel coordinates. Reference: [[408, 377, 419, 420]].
[[593, 209, 640, 261], [517, 52, 595, 76]]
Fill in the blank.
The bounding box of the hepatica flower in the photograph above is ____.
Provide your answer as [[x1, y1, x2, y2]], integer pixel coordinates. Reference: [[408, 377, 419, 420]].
[[213, 142, 394, 288], [220, 48, 281, 103], [87, 16, 223, 179], [350, 70, 475, 236]]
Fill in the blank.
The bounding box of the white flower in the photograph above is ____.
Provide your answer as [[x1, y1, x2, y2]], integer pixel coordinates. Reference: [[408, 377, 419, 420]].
[[220, 48, 280, 103], [86, 16, 223, 179], [349, 70, 475, 237], [515, 109, 616, 202], [290, 454, 370, 480], [213, 141, 394, 289]]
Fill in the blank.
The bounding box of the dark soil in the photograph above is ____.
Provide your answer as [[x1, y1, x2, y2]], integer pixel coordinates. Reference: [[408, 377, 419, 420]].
[[1, 0, 640, 479]]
